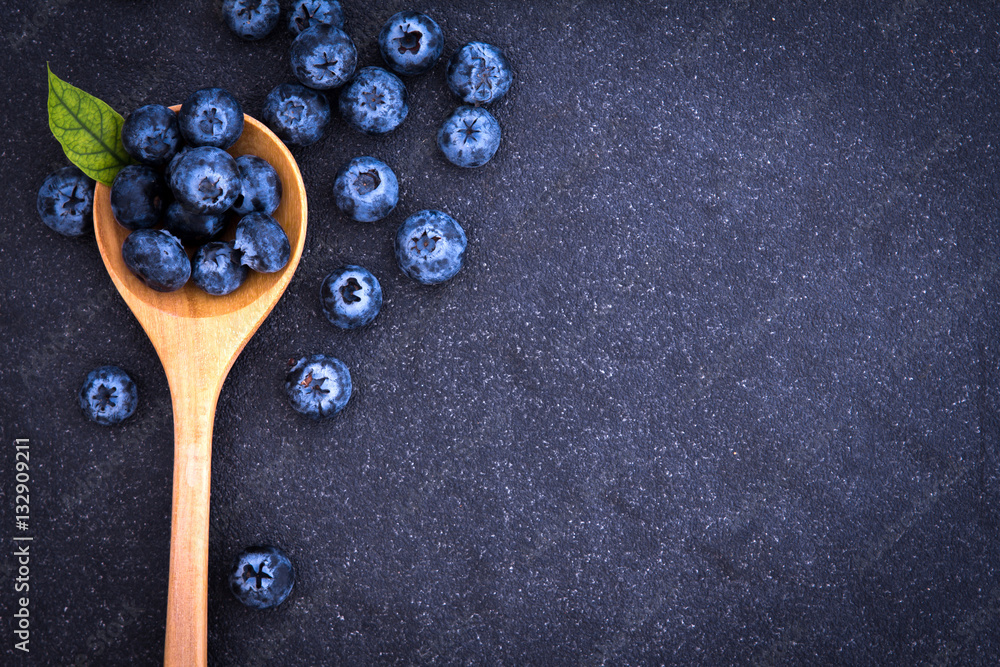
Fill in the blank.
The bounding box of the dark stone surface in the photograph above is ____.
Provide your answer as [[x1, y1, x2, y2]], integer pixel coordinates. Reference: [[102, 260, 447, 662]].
[[2, 0, 999, 664]]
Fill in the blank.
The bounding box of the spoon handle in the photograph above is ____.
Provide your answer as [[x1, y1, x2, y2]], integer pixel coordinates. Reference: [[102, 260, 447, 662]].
[[163, 378, 221, 667]]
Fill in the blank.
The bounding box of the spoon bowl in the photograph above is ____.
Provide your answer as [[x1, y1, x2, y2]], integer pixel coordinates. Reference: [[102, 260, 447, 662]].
[[93, 109, 306, 667]]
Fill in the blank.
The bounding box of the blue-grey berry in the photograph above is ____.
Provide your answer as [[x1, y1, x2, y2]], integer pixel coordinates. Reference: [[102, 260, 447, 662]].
[[290, 24, 356, 90], [121, 105, 182, 167], [378, 11, 444, 76], [394, 210, 467, 285], [288, 0, 343, 36], [438, 106, 501, 168], [229, 546, 295, 609], [332, 156, 398, 222], [163, 201, 226, 245], [262, 83, 331, 147], [37, 166, 94, 237], [121, 229, 191, 292], [321, 265, 382, 329], [178, 88, 244, 149], [447, 42, 512, 105], [222, 0, 281, 40], [233, 155, 282, 216], [339, 67, 408, 135], [168, 146, 242, 215], [235, 213, 290, 273], [79, 366, 138, 426], [285, 354, 352, 419], [110, 165, 167, 230], [192, 241, 249, 296]]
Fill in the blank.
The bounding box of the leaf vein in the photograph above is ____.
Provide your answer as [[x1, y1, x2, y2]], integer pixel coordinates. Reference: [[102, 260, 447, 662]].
[[49, 81, 129, 168]]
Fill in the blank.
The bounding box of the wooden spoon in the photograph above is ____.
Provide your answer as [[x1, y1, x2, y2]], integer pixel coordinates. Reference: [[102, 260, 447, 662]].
[[92, 109, 306, 667]]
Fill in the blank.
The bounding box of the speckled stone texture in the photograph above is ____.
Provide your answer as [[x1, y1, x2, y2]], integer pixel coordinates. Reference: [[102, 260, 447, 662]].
[[2, 1, 999, 665]]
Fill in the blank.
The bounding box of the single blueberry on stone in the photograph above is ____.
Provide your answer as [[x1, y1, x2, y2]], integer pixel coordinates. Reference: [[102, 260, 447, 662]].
[[321, 265, 382, 329], [235, 212, 290, 273], [447, 42, 513, 105], [178, 88, 244, 149], [339, 67, 408, 135], [285, 354, 351, 419], [121, 104, 182, 167], [110, 164, 168, 230], [290, 24, 357, 90], [288, 0, 343, 36], [437, 105, 502, 168], [229, 545, 295, 609], [332, 156, 398, 222], [79, 366, 138, 426], [222, 0, 281, 41], [192, 241, 249, 296], [37, 166, 95, 237], [378, 11, 444, 76], [121, 228, 191, 292], [395, 210, 467, 285], [262, 83, 331, 147]]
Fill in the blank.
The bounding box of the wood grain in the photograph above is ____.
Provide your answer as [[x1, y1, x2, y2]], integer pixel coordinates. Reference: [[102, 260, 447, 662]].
[[92, 110, 306, 667]]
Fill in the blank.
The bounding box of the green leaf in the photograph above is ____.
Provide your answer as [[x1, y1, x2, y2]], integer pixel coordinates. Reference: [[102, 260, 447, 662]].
[[46, 63, 131, 185]]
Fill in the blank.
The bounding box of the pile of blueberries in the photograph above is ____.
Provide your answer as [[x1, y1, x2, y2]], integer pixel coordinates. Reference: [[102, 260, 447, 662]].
[[39, 0, 515, 611], [38, 89, 289, 296], [122, 88, 290, 295]]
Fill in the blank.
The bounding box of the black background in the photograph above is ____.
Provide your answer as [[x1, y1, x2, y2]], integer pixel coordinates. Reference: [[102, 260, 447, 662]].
[[3, 1, 1000, 665]]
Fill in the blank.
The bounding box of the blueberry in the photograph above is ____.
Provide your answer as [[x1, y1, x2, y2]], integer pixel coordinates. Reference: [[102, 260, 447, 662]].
[[290, 24, 357, 90], [229, 545, 295, 610], [338, 67, 408, 135], [37, 166, 94, 237], [234, 213, 290, 273], [122, 229, 191, 292], [395, 210, 467, 285], [222, 0, 280, 41], [192, 241, 249, 296], [233, 155, 282, 216], [378, 11, 444, 76], [178, 88, 244, 149], [447, 42, 513, 105], [110, 165, 168, 230], [165, 145, 192, 182], [168, 146, 242, 215], [285, 354, 351, 419], [163, 201, 226, 245], [321, 265, 382, 329], [262, 83, 331, 147], [332, 156, 398, 222], [79, 366, 138, 426], [438, 106, 501, 168], [121, 104, 181, 167], [288, 0, 343, 36]]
